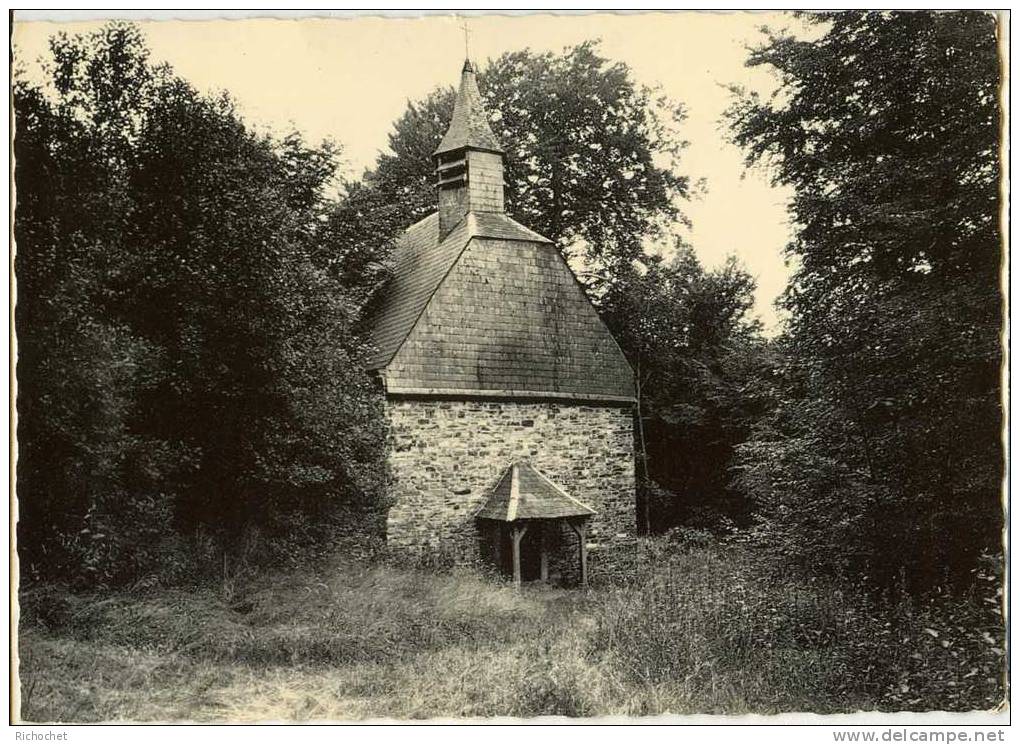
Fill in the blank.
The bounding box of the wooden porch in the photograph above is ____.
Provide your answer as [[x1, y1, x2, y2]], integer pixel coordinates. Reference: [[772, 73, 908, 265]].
[[474, 460, 596, 589]]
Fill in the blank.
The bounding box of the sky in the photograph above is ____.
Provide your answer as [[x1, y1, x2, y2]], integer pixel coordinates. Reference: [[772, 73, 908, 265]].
[[13, 11, 799, 331]]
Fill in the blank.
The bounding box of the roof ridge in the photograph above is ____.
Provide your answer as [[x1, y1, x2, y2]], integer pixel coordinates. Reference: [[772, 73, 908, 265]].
[[507, 463, 521, 522], [474, 459, 598, 522]]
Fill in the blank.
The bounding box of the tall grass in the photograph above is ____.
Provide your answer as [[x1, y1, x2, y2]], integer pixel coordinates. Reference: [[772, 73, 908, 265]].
[[17, 540, 1005, 721], [591, 540, 1005, 713]]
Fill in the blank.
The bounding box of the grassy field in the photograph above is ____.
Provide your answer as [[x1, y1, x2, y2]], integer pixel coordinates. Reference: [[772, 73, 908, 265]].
[[17, 540, 1006, 721]]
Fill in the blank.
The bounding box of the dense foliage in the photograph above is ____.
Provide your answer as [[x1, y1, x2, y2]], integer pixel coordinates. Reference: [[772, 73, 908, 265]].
[[15, 23, 388, 586], [729, 11, 1003, 590], [13, 17, 1007, 719], [16, 27, 757, 586], [600, 247, 772, 532], [18, 14, 1002, 602]]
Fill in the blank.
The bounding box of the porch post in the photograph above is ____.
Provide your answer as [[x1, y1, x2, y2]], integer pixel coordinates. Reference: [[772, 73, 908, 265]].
[[569, 520, 588, 589], [578, 522, 588, 589], [539, 522, 549, 583], [511, 523, 528, 590]]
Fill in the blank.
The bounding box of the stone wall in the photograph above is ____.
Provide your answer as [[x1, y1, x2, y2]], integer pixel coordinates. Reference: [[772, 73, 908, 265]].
[[385, 398, 636, 582]]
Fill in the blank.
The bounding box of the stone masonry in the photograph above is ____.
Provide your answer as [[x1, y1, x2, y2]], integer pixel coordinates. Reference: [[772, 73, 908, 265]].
[[385, 398, 637, 581]]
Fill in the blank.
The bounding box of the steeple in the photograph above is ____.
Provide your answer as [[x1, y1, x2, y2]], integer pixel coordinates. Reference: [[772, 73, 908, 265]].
[[435, 60, 503, 156], [435, 59, 505, 239]]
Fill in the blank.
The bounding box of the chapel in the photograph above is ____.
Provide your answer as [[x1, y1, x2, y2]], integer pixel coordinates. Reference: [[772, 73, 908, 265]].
[[363, 60, 637, 586]]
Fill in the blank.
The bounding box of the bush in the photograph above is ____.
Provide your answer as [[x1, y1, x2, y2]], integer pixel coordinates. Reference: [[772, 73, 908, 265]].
[[56, 493, 189, 590]]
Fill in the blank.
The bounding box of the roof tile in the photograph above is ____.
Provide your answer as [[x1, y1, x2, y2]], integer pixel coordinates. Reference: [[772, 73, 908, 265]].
[[362, 213, 471, 370], [363, 212, 635, 401]]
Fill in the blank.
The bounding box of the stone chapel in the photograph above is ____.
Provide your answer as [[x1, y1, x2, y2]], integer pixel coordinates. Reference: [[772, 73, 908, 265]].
[[363, 60, 637, 586]]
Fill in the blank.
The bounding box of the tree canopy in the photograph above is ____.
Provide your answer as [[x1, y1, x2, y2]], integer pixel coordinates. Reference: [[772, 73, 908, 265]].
[[15, 23, 387, 585], [331, 40, 765, 537], [600, 246, 769, 533], [729, 11, 1003, 590], [21, 17, 999, 600]]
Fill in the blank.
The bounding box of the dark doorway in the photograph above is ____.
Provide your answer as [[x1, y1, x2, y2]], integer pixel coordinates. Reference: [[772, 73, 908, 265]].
[[493, 522, 542, 582], [519, 525, 543, 582]]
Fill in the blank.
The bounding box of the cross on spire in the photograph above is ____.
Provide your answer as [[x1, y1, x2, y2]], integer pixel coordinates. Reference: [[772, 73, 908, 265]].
[[461, 18, 470, 59]]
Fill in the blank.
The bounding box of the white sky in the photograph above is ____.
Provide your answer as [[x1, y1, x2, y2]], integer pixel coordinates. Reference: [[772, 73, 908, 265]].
[[13, 11, 798, 331]]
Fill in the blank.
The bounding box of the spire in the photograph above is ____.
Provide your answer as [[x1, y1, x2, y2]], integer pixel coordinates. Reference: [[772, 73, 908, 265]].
[[435, 60, 505, 239], [434, 59, 503, 157]]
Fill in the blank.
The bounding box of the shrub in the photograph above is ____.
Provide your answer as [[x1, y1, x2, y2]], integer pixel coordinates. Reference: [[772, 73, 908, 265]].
[[56, 493, 189, 590]]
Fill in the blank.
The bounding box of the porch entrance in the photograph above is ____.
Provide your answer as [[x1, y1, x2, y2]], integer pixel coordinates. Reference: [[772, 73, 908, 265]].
[[495, 522, 543, 581], [474, 460, 597, 589]]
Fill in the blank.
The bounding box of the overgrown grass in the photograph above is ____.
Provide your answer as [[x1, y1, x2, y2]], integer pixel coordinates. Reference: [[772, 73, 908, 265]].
[[592, 541, 1006, 714], [17, 540, 1006, 721]]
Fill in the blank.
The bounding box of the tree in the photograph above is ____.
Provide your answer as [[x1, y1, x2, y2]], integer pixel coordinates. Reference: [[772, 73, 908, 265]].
[[600, 244, 771, 534], [14, 25, 183, 584], [15, 23, 387, 585], [728, 11, 1003, 590], [355, 41, 690, 290]]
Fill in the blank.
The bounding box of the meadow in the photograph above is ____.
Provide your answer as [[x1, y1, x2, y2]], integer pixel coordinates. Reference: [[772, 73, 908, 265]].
[[17, 539, 1006, 722]]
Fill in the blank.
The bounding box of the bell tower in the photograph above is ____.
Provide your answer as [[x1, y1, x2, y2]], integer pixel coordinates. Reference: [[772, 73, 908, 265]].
[[435, 60, 505, 239]]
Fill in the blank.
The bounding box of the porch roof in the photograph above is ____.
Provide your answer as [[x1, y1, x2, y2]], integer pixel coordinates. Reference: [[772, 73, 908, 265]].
[[474, 461, 596, 522]]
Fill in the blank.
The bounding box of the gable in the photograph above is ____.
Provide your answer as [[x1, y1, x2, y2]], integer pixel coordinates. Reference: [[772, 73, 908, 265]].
[[383, 234, 636, 402]]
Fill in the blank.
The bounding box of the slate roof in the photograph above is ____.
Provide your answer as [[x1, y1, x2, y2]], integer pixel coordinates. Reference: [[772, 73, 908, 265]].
[[362, 60, 636, 403], [474, 461, 597, 522], [363, 209, 635, 401], [363, 211, 553, 372], [380, 224, 636, 401], [435, 60, 503, 156], [363, 213, 461, 371]]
